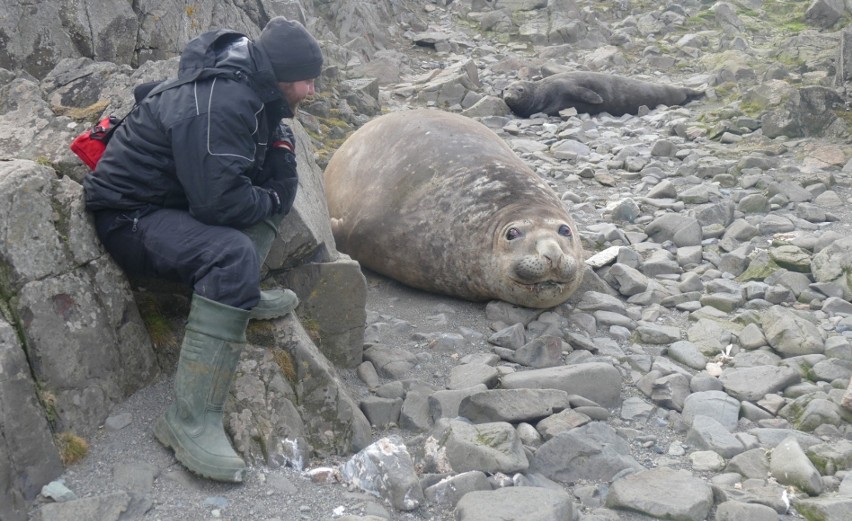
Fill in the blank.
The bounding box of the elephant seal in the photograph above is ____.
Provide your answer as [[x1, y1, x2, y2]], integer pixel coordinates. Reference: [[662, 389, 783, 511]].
[[503, 71, 704, 117], [324, 109, 584, 309]]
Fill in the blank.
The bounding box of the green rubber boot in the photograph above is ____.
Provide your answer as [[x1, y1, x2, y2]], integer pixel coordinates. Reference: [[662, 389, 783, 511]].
[[154, 294, 250, 482], [240, 217, 299, 320]]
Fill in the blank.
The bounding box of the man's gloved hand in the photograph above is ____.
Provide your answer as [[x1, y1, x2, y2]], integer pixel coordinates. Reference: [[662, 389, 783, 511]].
[[271, 123, 296, 154], [261, 124, 298, 215]]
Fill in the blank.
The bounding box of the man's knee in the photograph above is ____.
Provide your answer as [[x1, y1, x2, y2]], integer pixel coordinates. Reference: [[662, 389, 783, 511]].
[[219, 231, 261, 278]]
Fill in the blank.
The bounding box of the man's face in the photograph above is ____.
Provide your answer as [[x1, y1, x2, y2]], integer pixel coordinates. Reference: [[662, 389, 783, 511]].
[[277, 79, 316, 112]]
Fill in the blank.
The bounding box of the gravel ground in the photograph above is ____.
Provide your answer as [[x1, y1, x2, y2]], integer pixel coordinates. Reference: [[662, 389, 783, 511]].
[[34, 270, 501, 521]]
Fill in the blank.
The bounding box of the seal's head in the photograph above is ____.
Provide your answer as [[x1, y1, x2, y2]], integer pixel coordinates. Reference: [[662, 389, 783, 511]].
[[502, 81, 535, 117], [489, 206, 584, 308]]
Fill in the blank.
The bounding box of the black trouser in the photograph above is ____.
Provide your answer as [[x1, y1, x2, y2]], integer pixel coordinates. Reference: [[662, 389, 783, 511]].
[[92, 206, 261, 309]]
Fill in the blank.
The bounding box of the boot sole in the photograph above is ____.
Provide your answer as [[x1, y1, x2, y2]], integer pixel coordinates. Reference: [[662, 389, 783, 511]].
[[154, 417, 246, 483], [248, 300, 299, 320]]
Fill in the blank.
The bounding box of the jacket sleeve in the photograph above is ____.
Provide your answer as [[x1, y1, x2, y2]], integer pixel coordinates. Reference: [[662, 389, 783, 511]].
[[170, 81, 276, 228], [258, 146, 299, 215]]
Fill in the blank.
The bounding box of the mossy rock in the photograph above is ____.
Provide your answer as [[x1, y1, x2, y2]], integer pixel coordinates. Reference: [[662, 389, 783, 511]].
[[737, 256, 782, 282]]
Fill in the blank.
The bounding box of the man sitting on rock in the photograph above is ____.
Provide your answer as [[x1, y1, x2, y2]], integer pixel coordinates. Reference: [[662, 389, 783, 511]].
[[83, 17, 323, 482]]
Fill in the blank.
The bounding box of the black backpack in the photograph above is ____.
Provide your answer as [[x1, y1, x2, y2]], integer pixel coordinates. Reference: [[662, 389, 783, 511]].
[[69, 30, 246, 170]]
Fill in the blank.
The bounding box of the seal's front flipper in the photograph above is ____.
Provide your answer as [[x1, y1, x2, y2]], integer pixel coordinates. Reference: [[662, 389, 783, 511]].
[[568, 86, 604, 105]]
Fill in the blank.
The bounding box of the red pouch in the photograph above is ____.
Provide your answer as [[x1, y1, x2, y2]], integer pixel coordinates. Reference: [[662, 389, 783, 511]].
[[69, 115, 121, 170]]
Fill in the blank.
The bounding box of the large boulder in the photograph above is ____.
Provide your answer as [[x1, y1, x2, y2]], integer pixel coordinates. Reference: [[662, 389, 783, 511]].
[[0, 0, 137, 78], [0, 160, 160, 517], [0, 55, 368, 367], [228, 315, 372, 465], [0, 160, 160, 438], [0, 319, 64, 521], [757, 83, 846, 138]]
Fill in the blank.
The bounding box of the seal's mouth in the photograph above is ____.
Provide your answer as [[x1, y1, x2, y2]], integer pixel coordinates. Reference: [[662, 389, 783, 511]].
[[510, 279, 567, 294]]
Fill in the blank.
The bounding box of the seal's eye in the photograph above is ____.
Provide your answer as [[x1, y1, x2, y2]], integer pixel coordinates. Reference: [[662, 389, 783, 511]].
[[558, 224, 572, 237], [506, 228, 522, 240]]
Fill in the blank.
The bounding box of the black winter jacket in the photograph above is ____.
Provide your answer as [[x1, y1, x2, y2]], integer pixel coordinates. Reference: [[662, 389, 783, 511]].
[[84, 30, 298, 228]]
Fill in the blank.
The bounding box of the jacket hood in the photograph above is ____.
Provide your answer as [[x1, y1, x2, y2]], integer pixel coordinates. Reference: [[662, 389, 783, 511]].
[[176, 29, 292, 115]]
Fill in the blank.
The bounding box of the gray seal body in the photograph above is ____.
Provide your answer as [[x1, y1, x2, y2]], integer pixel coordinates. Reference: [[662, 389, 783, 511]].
[[503, 71, 704, 117], [324, 109, 585, 308]]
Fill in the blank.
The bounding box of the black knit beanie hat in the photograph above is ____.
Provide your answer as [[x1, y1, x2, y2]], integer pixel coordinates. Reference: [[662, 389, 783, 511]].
[[257, 17, 323, 82]]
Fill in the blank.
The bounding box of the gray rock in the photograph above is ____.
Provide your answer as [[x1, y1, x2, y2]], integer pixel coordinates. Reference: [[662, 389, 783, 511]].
[[458, 388, 571, 424], [689, 450, 725, 472], [415, 59, 480, 107], [429, 419, 529, 474], [806, 440, 852, 475], [375, 381, 404, 399], [33, 491, 131, 521], [488, 323, 527, 349], [605, 467, 713, 521], [485, 301, 542, 326], [725, 448, 770, 479], [454, 486, 574, 521], [40, 481, 77, 502], [715, 500, 778, 521], [429, 385, 488, 422], [620, 396, 656, 422], [770, 245, 812, 273], [812, 358, 852, 382], [576, 291, 627, 314], [112, 462, 156, 519], [500, 363, 622, 409], [667, 340, 707, 370], [448, 363, 499, 390], [2, 5, 137, 79], [690, 372, 725, 392], [713, 478, 789, 513], [758, 214, 796, 234], [104, 412, 132, 431], [812, 237, 852, 301], [737, 194, 770, 214], [2, 162, 159, 437], [761, 306, 825, 357], [363, 344, 419, 379], [606, 263, 649, 296], [0, 320, 64, 518], [593, 310, 636, 330], [651, 373, 691, 412], [246, 317, 372, 458], [737, 323, 768, 350], [842, 472, 852, 495], [635, 324, 682, 344], [687, 317, 738, 355], [794, 496, 852, 521], [641, 249, 684, 277], [535, 409, 592, 440], [532, 422, 643, 482], [510, 335, 564, 368], [645, 213, 702, 247], [719, 365, 801, 401], [682, 390, 741, 431], [360, 396, 402, 428], [342, 436, 424, 511], [769, 436, 824, 496], [723, 218, 760, 241], [423, 471, 490, 507], [749, 427, 823, 449], [686, 415, 745, 458], [779, 395, 850, 431], [699, 292, 743, 313], [400, 390, 432, 432], [273, 119, 369, 366]]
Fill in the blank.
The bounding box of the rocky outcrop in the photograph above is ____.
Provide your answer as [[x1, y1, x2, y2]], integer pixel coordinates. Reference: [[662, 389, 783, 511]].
[[0, 44, 371, 521]]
